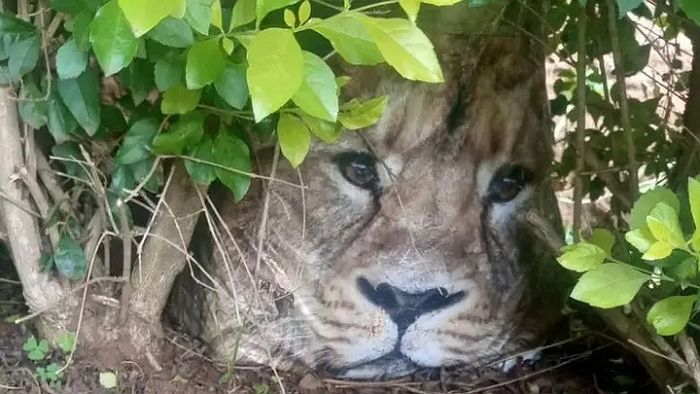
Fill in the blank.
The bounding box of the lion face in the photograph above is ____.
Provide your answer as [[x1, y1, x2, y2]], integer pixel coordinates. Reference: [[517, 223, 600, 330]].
[[181, 37, 562, 379]]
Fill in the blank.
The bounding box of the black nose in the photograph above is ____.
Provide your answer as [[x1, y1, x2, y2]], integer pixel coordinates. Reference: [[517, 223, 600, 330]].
[[356, 277, 466, 330]]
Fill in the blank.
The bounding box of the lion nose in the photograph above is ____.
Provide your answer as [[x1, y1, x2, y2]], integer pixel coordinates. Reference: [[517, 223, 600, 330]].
[[356, 277, 466, 330]]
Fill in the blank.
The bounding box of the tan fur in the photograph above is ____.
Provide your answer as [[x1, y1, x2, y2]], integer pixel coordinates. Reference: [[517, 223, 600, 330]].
[[174, 36, 564, 379]]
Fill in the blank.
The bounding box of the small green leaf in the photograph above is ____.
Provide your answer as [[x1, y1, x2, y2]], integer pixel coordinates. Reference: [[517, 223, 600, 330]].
[[54, 233, 87, 280], [647, 202, 685, 249], [647, 296, 695, 336], [339, 96, 388, 130], [184, 137, 217, 184], [90, 0, 138, 76], [588, 228, 615, 256], [154, 53, 184, 91], [57, 69, 101, 135], [689, 177, 700, 250], [557, 242, 607, 273], [246, 28, 303, 121], [56, 38, 88, 79], [278, 113, 311, 168], [625, 228, 655, 253], [211, 0, 223, 31], [23, 336, 38, 351], [57, 332, 76, 353], [642, 241, 673, 261], [292, 51, 338, 122], [118, 0, 186, 37], [681, 0, 700, 25], [360, 16, 443, 83], [185, 0, 215, 35], [28, 349, 46, 361], [298, 0, 311, 24], [186, 38, 226, 89], [19, 82, 48, 129], [313, 14, 384, 65], [283, 9, 296, 27], [231, 0, 256, 28], [399, 0, 421, 22], [7, 34, 40, 78], [152, 112, 204, 155], [161, 85, 202, 114], [149, 17, 194, 48], [616, 0, 643, 17], [570, 263, 648, 308], [629, 187, 679, 230], [214, 63, 249, 110], [256, 0, 299, 25], [115, 118, 158, 164], [300, 113, 341, 143], [0, 13, 37, 35], [99, 372, 118, 389], [213, 132, 252, 202], [221, 36, 235, 54]]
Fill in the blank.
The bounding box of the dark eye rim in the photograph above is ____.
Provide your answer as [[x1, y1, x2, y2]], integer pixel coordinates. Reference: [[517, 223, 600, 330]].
[[334, 151, 381, 193], [486, 164, 534, 204]]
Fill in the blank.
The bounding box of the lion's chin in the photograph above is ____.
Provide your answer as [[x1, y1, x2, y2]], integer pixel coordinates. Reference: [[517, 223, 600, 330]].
[[330, 352, 424, 380]]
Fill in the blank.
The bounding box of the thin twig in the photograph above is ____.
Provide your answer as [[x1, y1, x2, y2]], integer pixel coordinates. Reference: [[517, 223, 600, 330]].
[[573, 1, 587, 242], [255, 141, 280, 273]]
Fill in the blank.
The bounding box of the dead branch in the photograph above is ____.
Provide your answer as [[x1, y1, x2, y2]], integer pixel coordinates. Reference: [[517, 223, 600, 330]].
[[127, 162, 208, 335], [0, 87, 69, 315], [678, 331, 700, 391]]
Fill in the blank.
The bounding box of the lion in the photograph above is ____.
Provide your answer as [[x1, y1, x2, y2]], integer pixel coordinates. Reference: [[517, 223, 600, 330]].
[[171, 34, 566, 380]]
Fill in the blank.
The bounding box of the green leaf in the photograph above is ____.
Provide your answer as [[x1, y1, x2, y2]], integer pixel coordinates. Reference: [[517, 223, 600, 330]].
[[300, 113, 341, 143], [90, 0, 138, 76], [184, 137, 217, 184], [221, 37, 234, 55], [647, 296, 695, 336], [360, 16, 443, 83], [186, 38, 226, 89], [57, 332, 76, 353], [292, 52, 338, 122], [0, 13, 37, 35], [339, 96, 388, 130], [54, 233, 87, 280], [629, 187, 679, 230], [257, 0, 298, 25], [56, 38, 88, 79], [19, 82, 47, 129], [399, 0, 421, 22], [214, 63, 249, 110], [298, 0, 310, 24], [8, 34, 40, 78], [118, 0, 186, 37], [161, 85, 202, 114], [647, 202, 685, 249], [119, 58, 154, 106], [284, 9, 296, 27], [57, 69, 101, 135], [23, 335, 38, 351], [211, 0, 223, 31], [154, 53, 184, 91], [681, 0, 700, 25], [642, 241, 673, 261], [588, 228, 615, 256], [246, 28, 303, 122], [231, 0, 256, 28], [689, 177, 700, 249], [149, 17, 194, 48], [313, 14, 383, 65], [625, 228, 655, 253], [213, 132, 252, 202], [130, 157, 161, 193], [185, 0, 215, 35], [152, 112, 204, 155], [616, 0, 643, 17], [71, 11, 94, 51], [278, 113, 311, 168], [557, 242, 607, 273], [28, 348, 46, 361], [115, 118, 158, 164], [570, 263, 648, 308]]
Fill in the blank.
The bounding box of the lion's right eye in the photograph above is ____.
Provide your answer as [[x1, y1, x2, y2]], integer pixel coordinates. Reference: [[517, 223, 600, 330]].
[[335, 152, 380, 192]]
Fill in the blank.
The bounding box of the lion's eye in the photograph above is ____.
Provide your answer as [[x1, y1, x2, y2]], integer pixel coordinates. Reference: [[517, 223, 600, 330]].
[[335, 152, 380, 192], [487, 164, 533, 203]]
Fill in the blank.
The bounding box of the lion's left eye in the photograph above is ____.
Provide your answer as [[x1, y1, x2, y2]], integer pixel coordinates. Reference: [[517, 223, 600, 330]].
[[335, 152, 380, 192], [487, 164, 533, 203]]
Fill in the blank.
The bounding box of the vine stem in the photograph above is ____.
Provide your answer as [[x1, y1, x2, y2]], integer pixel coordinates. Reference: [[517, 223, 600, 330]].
[[604, 0, 639, 200], [573, 1, 587, 242], [353, 0, 399, 13]]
